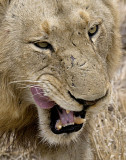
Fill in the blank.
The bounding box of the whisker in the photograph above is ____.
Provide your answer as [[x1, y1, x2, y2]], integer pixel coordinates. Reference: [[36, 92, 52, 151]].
[[9, 80, 41, 85]]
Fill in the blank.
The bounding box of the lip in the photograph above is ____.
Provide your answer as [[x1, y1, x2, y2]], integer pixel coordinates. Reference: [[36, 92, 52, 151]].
[[31, 85, 83, 111], [68, 90, 108, 107]]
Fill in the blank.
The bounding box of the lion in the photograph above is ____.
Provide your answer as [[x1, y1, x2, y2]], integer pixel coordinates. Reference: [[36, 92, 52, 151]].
[[0, 0, 121, 159]]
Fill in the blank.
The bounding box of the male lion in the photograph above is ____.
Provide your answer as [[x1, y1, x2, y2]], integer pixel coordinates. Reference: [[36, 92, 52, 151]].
[[0, 0, 121, 159]]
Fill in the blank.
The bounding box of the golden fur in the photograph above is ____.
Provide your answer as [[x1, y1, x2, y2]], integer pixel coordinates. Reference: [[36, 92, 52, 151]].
[[0, 0, 121, 159]]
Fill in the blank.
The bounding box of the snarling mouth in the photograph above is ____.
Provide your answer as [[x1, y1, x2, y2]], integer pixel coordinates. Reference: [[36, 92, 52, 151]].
[[50, 105, 86, 134], [31, 86, 107, 135], [31, 86, 87, 134]]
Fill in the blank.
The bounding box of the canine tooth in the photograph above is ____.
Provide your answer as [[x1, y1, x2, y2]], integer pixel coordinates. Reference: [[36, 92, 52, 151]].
[[55, 120, 62, 130], [66, 110, 70, 114], [74, 117, 86, 124]]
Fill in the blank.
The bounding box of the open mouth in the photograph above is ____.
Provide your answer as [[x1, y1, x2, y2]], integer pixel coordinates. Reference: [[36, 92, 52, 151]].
[[31, 86, 107, 135], [50, 104, 86, 134]]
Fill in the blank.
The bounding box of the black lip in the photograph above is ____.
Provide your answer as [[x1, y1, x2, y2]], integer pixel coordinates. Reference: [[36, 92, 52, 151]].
[[50, 105, 86, 135], [51, 123, 83, 134], [68, 90, 108, 106]]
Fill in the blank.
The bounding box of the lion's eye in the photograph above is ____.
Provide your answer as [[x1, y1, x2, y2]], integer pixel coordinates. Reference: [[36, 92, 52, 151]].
[[34, 42, 54, 51], [88, 25, 99, 38]]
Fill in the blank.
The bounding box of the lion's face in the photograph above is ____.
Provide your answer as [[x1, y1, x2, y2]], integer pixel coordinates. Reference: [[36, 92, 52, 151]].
[[1, 0, 120, 145]]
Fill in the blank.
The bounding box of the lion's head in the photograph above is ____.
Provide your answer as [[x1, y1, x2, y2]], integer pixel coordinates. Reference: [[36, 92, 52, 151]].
[[0, 0, 121, 145]]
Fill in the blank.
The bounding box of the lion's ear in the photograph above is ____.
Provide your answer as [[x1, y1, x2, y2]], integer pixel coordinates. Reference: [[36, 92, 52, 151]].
[[0, 0, 11, 23]]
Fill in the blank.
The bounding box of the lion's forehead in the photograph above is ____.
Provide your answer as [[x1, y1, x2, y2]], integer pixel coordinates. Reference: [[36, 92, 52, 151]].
[[9, 0, 105, 24], [13, 0, 90, 12]]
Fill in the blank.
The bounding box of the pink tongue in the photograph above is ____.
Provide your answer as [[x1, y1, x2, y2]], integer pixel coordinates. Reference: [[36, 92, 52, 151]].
[[31, 86, 55, 109], [58, 109, 74, 126], [31, 86, 74, 125]]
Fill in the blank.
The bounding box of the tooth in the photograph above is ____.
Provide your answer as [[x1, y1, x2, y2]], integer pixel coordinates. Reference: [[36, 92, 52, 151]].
[[55, 120, 63, 130], [63, 122, 74, 127], [66, 110, 70, 114], [74, 117, 86, 124], [69, 122, 74, 125], [63, 124, 68, 127]]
